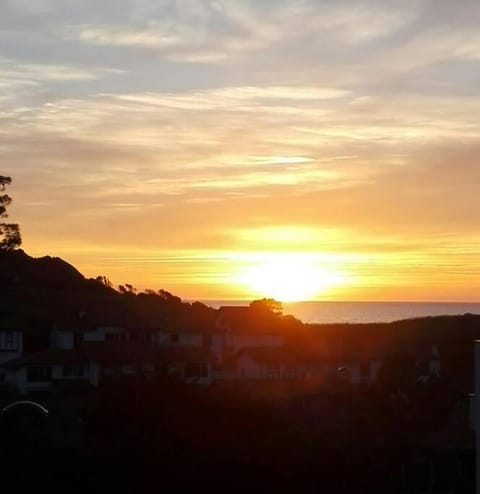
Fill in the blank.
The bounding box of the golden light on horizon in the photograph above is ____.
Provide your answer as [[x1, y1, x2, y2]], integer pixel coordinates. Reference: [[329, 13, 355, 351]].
[[235, 253, 349, 302]]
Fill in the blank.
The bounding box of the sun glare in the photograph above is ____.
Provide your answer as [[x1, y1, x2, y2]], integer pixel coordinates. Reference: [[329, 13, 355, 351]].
[[236, 253, 347, 302]]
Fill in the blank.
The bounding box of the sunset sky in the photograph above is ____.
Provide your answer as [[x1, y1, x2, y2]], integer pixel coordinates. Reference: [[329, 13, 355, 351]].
[[2, 0, 480, 301]]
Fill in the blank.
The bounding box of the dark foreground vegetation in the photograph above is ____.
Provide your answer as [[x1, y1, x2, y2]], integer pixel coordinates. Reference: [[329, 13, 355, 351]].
[[0, 376, 474, 494]]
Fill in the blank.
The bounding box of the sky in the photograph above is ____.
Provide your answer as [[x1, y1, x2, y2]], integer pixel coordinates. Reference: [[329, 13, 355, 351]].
[[1, 0, 480, 301]]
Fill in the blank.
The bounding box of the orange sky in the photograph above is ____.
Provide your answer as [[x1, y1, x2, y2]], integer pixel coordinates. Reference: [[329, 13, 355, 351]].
[[3, 0, 480, 301]]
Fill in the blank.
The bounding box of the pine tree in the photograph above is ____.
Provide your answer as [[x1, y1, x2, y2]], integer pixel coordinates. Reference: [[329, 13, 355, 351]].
[[0, 176, 22, 250]]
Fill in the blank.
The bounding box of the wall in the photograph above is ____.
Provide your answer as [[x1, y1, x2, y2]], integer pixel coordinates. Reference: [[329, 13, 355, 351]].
[[83, 326, 128, 342], [153, 331, 202, 347], [235, 354, 309, 380], [237, 353, 263, 379], [0, 331, 23, 364], [50, 329, 74, 350], [212, 333, 284, 361], [6, 368, 52, 395]]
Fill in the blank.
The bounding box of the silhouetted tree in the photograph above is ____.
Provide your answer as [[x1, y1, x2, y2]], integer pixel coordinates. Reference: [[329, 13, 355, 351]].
[[250, 298, 283, 316], [0, 176, 21, 250], [118, 283, 136, 294], [95, 275, 112, 288]]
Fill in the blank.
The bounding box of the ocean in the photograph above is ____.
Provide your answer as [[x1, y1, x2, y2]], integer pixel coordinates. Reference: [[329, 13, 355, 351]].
[[202, 301, 480, 324]]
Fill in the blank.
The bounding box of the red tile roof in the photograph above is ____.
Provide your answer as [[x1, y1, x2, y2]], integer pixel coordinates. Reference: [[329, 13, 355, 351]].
[[4, 350, 86, 368], [3, 343, 214, 369]]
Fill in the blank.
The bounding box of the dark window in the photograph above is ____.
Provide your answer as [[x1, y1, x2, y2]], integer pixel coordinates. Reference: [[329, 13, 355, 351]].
[[0, 332, 19, 352], [27, 366, 52, 382], [106, 332, 126, 342], [131, 332, 149, 343], [74, 333, 84, 348], [266, 364, 280, 376], [170, 334, 179, 344], [184, 362, 208, 378], [62, 366, 84, 378], [285, 365, 296, 377], [360, 362, 370, 377]]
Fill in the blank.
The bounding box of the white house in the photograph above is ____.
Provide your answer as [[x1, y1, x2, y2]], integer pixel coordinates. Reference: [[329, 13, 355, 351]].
[[0, 317, 24, 384], [3, 340, 215, 394], [152, 330, 203, 347], [235, 347, 308, 380], [3, 349, 100, 394], [51, 312, 131, 350]]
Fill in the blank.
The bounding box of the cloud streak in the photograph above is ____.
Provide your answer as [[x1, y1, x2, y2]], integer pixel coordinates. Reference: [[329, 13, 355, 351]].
[[3, 0, 480, 299]]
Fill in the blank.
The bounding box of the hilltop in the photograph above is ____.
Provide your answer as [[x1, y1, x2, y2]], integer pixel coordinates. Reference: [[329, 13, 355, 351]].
[[0, 249, 220, 332]]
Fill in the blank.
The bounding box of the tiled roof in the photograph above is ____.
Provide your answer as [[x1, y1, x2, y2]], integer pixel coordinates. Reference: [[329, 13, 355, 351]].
[[53, 308, 131, 332], [3, 343, 214, 369], [53, 314, 96, 332], [80, 342, 158, 364], [3, 349, 85, 369], [0, 316, 27, 331]]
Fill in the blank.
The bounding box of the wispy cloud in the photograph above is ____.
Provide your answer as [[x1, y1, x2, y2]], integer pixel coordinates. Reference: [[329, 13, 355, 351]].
[[65, 0, 283, 63], [3, 0, 480, 298]]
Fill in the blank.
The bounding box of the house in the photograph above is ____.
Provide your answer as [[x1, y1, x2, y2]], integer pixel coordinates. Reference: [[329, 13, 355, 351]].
[[3, 343, 215, 394], [152, 330, 203, 347], [51, 311, 131, 349], [0, 317, 23, 363], [3, 321, 216, 395], [416, 344, 441, 382], [235, 347, 308, 380], [212, 306, 284, 362], [0, 316, 24, 384], [3, 349, 95, 394]]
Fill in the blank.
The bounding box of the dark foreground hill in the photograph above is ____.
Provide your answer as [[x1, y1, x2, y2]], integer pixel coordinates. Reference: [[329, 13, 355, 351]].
[[0, 249, 90, 289], [0, 249, 220, 332]]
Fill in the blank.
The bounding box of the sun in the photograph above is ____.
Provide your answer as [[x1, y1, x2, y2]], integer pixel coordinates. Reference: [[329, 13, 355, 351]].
[[236, 253, 346, 302]]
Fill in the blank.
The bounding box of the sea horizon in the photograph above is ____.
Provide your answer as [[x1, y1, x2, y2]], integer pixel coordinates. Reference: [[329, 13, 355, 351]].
[[197, 300, 480, 324]]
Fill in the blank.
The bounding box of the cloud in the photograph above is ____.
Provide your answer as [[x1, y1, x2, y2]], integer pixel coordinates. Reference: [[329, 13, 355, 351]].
[[65, 1, 283, 63], [2, 0, 480, 298]]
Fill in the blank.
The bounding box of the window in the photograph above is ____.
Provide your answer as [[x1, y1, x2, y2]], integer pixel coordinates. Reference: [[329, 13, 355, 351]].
[[62, 366, 85, 378], [0, 332, 19, 352], [184, 362, 208, 378], [73, 333, 84, 347], [122, 365, 136, 375], [266, 364, 281, 378], [27, 366, 52, 382], [285, 365, 297, 377], [105, 332, 126, 342], [360, 362, 370, 378], [131, 332, 149, 343]]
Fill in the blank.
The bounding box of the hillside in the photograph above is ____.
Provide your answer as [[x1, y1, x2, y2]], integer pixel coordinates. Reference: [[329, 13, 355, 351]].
[[0, 249, 218, 332]]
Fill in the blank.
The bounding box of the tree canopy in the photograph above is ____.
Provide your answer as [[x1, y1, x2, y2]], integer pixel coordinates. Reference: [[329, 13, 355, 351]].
[[0, 175, 22, 251], [249, 298, 283, 316]]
